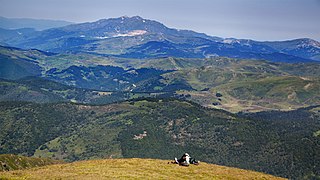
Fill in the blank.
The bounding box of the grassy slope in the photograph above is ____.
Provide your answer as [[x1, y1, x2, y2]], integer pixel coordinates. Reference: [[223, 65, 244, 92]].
[[0, 158, 285, 180], [0, 154, 61, 171], [211, 76, 320, 112], [160, 59, 320, 112]]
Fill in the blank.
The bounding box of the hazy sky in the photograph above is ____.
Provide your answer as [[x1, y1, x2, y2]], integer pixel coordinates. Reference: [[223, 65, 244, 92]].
[[1, 0, 319, 41]]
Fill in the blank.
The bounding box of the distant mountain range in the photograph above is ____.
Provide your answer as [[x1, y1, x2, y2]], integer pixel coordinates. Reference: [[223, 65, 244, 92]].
[[0, 16, 319, 63], [0, 16, 73, 31]]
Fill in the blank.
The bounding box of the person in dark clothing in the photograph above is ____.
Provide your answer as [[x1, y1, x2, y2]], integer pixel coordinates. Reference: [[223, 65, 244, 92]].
[[174, 153, 199, 166]]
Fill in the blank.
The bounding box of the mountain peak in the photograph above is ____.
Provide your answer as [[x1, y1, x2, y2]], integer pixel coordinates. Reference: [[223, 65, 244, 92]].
[[275, 38, 320, 50], [132, 15, 144, 20], [119, 15, 143, 19], [99, 15, 147, 23], [298, 38, 320, 48], [120, 15, 129, 19], [58, 15, 174, 39]]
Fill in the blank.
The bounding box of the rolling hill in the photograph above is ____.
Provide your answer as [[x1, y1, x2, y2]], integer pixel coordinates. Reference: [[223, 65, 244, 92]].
[[1, 45, 320, 112], [0, 52, 42, 80], [160, 59, 320, 112], [0, 158, 285, 180]]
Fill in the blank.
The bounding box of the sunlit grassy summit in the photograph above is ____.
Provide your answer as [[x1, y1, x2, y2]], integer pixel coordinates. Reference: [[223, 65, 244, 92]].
[[0, 158, 286, 180]]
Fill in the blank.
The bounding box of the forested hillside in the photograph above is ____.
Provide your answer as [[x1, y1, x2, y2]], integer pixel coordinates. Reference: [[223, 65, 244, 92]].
[[0, 99, 319, 179]]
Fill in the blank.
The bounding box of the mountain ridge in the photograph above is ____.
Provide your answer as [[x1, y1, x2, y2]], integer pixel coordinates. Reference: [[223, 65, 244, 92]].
[[0, 16, 74, 31], [1, 16, 319, 62]]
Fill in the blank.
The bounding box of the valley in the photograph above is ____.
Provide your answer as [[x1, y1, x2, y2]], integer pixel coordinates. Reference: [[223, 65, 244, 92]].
[[1, 44, 320, 112]]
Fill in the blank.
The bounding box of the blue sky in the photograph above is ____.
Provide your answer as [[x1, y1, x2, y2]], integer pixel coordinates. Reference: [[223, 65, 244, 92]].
[[0, 0, 319, 41]]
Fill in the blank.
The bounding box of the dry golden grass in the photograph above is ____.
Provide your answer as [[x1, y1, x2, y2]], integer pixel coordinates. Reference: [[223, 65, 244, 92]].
[[0, 158, 286, 180]]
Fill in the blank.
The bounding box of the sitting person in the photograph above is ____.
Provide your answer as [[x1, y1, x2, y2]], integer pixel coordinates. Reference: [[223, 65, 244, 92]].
[[174, 153, 199, 166]]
